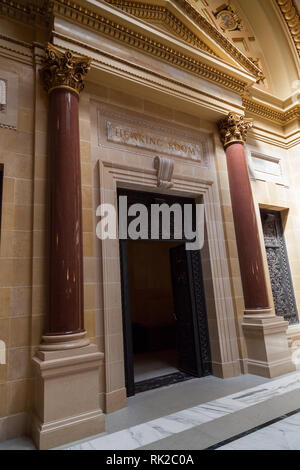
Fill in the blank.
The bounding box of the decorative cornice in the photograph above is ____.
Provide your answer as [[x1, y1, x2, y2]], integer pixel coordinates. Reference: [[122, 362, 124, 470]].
[[243, 96, 300, 125], [218, 112, 253, 148], [0, 0, 51, 26], [276, 0, 300, 55], [52, 0, 248, 94], [0, 0, 263, 83], [243, 97, 284, 124], [104, 0, 264, 82], [39, 44, 91, 95], [0, 0, 259, 93], [103, 0, 218, 57]]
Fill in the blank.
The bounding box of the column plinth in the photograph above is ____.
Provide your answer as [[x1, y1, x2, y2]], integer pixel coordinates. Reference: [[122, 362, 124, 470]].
[[31, 45, 105, 449], [218, 113, 294, 378]]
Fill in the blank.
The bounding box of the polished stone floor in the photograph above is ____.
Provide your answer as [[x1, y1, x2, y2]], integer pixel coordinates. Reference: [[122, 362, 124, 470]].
[[217, 411, 300, 450], [1, 368, 300, 450]]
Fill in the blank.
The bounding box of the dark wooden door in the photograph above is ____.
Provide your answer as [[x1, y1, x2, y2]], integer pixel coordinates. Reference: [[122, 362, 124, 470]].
[[261, 209, 298, 325], [169, 244, 211, 377]]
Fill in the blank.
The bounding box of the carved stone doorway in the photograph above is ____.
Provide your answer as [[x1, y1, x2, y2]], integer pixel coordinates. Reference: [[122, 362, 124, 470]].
[[118, 188, 212, 397]]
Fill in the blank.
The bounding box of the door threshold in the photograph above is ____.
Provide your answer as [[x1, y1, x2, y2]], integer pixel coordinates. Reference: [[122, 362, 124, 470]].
[[134, 371, 194, 394]]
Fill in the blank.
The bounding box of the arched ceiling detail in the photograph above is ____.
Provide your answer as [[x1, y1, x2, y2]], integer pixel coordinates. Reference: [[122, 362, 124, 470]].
[[276, 0, 300, 58], [236, 0, 299, 99], [189, 0, 300, 100], [189, 0, 300, 97]]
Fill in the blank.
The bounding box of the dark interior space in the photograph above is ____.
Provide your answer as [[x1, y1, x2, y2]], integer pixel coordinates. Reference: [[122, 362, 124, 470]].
[[127, 240, 182, 382]]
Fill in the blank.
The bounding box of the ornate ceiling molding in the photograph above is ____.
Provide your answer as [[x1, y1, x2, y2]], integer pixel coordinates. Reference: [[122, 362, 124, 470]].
[[276, 0, 300, 55], [103, 0, 219, 57], [0, 0, 263, 94], [0, 0, 51, 26], [103, 0, 264, 81], [243, 96, 300, 125]]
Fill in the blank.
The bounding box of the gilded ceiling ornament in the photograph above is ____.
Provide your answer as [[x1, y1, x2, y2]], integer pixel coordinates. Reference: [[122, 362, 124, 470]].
[[218, 112, 253, 148], [40, 44, 91, 96], [214, 5, 242, 32], [216, 10, 240, 32]]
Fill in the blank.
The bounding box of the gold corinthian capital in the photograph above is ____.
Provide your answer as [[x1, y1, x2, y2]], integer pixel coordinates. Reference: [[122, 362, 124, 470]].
[[218, 113, 253, 149], [40, 44, 91, 97]]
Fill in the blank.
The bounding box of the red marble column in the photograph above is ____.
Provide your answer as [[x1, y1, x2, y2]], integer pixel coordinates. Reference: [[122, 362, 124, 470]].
[[40, 46, 91, 341], [219, 113, 270, 311], [47, 88, 84, 335]]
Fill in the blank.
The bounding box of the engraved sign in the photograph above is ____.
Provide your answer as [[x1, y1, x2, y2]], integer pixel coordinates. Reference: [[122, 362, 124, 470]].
[[106, 121, 203, 161], [252, 155, 282, 177]]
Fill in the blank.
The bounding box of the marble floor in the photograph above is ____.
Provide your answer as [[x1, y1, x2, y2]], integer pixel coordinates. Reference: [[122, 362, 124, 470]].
[[218, 411, 300, 450], [134, 349, 178, 382], [65, 370, 300, 450], [2, 369, 300, 450]]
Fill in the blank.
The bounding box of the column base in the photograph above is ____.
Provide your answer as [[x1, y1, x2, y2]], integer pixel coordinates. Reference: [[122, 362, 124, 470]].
[[40, 331, 90, 351], [242, 310, 296, 379], [31, 343, 105, 450]]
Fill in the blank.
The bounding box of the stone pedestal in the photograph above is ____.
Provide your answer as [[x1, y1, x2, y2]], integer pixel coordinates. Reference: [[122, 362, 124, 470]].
[[242, 310, 295, 378], [32, 344, 105, 450]]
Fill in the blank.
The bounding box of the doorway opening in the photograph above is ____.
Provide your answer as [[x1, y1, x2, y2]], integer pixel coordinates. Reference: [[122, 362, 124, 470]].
[[129, 240, 181, 387], [118, 189, 212, 396]]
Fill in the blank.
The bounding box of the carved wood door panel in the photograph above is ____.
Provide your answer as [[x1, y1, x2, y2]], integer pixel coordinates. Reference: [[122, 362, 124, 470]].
[[169, 244, 212, 377], [261, 210, 298, 325]]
